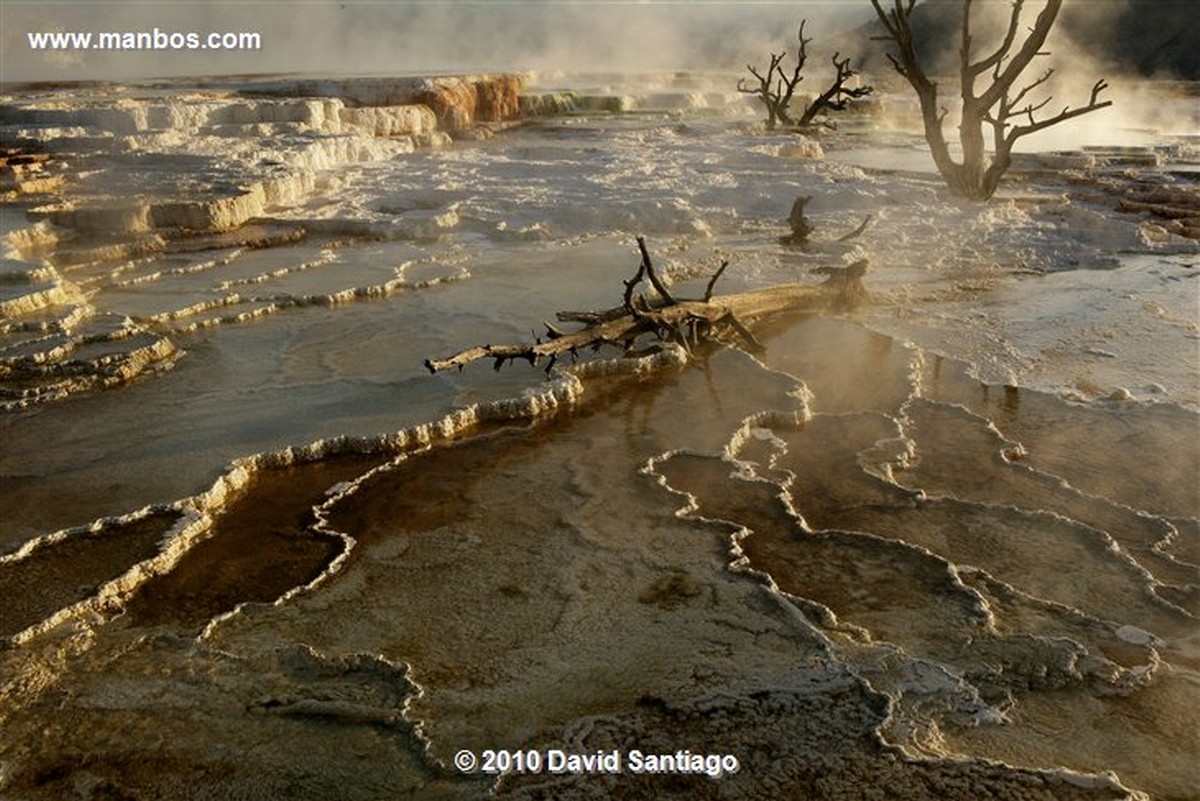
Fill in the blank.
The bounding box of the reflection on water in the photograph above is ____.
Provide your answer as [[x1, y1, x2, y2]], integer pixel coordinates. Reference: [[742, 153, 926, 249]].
[[1, 312, 1194, 799]]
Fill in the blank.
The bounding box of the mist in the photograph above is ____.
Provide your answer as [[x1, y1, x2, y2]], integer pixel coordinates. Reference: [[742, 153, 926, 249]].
[[826, 0, 1199, 150], [2, 1, 874, 83]]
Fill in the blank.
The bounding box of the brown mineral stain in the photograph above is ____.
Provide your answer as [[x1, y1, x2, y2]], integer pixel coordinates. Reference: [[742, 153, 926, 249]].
[[0, 511, 179, 638], [123, 454, 386, 630]]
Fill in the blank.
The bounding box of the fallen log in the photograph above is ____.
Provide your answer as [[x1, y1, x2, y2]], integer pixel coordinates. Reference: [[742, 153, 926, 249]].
[[424, 238, 867, 374], [1117, 197, 1199, 220]]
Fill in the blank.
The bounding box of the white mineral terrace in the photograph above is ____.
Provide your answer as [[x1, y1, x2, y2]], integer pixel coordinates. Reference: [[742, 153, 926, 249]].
[[0, 71, 1197, 801]]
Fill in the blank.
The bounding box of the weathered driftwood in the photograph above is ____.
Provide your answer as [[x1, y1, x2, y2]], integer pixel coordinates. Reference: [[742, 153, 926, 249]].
[[424, 238, 868, 374]]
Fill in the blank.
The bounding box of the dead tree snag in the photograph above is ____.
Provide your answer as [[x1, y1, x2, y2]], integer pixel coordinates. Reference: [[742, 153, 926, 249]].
[[424, 238, 869, 374], [781, 196, 874, 247], [871, 0, 1112, 200], [738, 21, 873, 131], [786, 196, 816, 244]]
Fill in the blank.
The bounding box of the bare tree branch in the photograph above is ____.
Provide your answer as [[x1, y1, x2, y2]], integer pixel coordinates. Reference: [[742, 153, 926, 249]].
[[978, 0, 1063, 110], [738, 51, 791, 129], [969, 0, 1026, 77], [1008, 66, 1056, 111], [773, 22, 811, 126], [635, 235, 676, 305], [704, 261, 730, 302], [1005, 78, 1112, 145], [797, 52, 873, 127]]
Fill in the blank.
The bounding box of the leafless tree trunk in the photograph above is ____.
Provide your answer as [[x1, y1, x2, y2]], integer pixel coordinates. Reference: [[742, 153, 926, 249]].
[[871, 0, 1111, 200]]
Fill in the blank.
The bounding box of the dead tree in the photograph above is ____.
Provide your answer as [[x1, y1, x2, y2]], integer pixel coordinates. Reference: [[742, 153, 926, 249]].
[[738, 23, 809, 130], [871, 0, 1112, 200], [738, 21, 873, 130], [425, 238, 868, 374]]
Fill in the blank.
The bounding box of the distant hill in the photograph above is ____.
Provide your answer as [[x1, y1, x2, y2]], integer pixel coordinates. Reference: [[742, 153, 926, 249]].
[[841, 0, 1199, 80], [1064, 0, 1200, 78]]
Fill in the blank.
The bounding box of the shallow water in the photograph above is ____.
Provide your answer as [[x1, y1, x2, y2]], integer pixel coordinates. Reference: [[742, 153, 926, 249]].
[[1, 73, 1197, 799]]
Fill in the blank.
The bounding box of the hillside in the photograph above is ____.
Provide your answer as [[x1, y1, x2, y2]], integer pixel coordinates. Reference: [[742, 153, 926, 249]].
[[842, 0, 1199, 80]]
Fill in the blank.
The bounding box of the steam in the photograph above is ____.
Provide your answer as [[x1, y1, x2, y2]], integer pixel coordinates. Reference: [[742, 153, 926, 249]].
[[1, 1, 872, 83], [2, 1, 1193, 151], [848, 0, 1198, 151], [1044, 0, 1198, 148]]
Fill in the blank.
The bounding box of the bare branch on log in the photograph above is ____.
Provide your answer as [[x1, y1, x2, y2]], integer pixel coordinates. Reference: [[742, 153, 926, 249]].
[[636, 235, 677, 305], [424, 240, 869, 374], [704, 261, 731, 302]]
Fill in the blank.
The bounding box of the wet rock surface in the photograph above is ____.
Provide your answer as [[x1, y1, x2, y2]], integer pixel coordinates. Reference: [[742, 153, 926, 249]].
[[1, 72, 1196, 800], [2, 321, 1192, 799]]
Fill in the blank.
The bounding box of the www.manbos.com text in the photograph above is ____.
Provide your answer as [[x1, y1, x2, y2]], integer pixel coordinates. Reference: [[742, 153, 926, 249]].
[[27, 29, 261, 52]]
